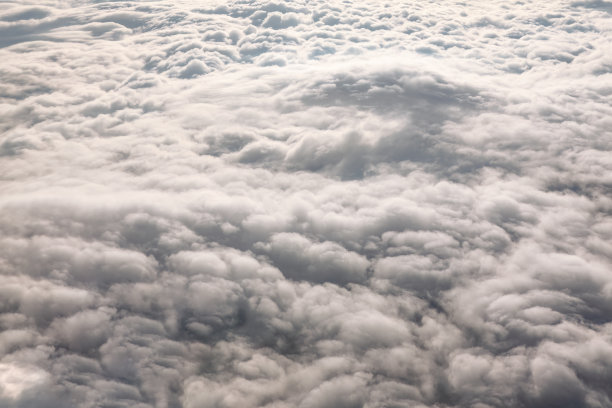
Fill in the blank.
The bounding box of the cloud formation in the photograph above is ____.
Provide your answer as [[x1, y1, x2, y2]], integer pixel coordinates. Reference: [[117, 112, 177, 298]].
[[1, 0, 611, 407]]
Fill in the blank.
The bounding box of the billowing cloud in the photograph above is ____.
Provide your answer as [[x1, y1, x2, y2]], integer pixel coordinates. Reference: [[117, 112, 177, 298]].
[[1, 0, 611, 407]]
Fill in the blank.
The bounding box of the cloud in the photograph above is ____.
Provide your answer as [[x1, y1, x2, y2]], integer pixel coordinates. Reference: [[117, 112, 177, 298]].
[[0, 0, 611, 407], [255, 232, 369, 284]]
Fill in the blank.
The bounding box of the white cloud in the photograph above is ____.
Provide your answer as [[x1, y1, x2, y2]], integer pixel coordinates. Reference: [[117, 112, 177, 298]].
[[1, 0, 611, 406]]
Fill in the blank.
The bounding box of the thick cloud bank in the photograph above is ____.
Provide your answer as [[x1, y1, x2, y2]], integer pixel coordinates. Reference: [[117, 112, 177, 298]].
[[1, 0, 612, 407]]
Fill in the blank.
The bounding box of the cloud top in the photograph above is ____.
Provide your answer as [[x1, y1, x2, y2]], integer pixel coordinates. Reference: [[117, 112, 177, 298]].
[[1, 0, 611, 407]]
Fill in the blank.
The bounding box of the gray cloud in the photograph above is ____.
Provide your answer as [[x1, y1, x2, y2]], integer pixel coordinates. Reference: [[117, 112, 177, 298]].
[[1, 0, 611, 407]]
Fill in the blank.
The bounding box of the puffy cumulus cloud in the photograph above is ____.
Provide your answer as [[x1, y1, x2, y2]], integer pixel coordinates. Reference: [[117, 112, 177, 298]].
[[255, 232, 369, 284], [1, 0, 611, 406]]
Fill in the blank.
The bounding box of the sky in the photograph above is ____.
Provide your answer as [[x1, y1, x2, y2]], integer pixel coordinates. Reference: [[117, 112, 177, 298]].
[[0, 0, 611, 407]]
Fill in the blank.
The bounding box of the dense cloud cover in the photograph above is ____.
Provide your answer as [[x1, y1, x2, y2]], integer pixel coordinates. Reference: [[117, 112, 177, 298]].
[[1, 0, 612, 406]]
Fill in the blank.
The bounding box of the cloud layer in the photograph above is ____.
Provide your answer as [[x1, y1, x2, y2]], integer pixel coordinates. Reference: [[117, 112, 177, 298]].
[[1, 0, 611, 407]]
